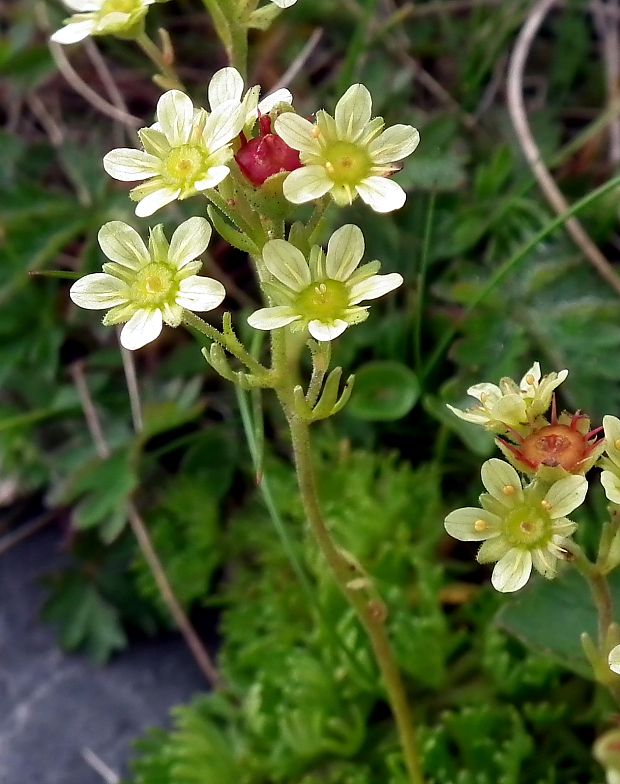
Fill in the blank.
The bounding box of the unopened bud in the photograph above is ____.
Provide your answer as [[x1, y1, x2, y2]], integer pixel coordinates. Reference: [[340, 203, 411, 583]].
[[236, 116, 302, 187]]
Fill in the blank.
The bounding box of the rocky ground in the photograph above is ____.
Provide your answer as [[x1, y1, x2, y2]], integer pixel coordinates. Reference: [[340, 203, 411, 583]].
[[0, 526, 205, 784]]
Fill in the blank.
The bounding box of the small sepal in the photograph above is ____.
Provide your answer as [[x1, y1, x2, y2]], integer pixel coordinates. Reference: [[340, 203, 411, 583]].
[[293, 368, 355, 422], [207, 205, 260, 255]]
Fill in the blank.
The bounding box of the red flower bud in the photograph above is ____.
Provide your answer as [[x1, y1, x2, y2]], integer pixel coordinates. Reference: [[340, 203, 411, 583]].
[[236, 115, 302, 187]]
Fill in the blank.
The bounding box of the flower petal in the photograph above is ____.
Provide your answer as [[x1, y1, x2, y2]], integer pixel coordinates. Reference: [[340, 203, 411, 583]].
[[602, 470, 620, 504], [480, 458, 523, 506], [50, 19, 96, 44], [193, 166, 231, 191], [609, 644, 620, 674], [543, 475, 588, 518], [334, 84, 372, 140], [156, 90, 194, 146], [169, 217, 212, 269], [203, 101, 245, 151], [263, 240, 311, 290], [369, 124, 420, 164], [258, 88, 293, 114], [308, 319, 348, 341], [134, 187, 181, 217], [270, 0, 297, 6], [70, 273, 128, 310], [531, 548, 557, 579], [467, 382, 501, 402], [103, 148, 160, 181], [491, 548, 532, 593], [120, 308, 163, 350], [274, 113, 321, 156], [283, 165, 332, 204], [519, 361, 541, 390], [491, 394, 527, 427], [604, 415, 620, 467], [176, 276, 225, 311], [247, 306, 300, 330], [208, 67, 244, 109], [349, 273, 403, 304], [445, 404, 490, 425], [356, 176, 406, 213], [444, 507, 501, 541], [62, 0, 100, 10], [325, 224, 364, 281], [98, 221, 150, 269], [477, 536, 510, 564]]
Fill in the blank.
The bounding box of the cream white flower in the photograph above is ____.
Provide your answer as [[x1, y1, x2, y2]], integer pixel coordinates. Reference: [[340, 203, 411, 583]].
[[70, 218, 224, 350], [207, 67, 292, 127], [610, 644, 620, 674], [103, 87, 245, 217], [247, 224, 402, 341], [274, 84, 419, 212], [447, 362, 569, 434], [270, 0, 297, 6], [51, 0, 156, 44], [600, 415, 620, 504], [444, 458, 587, 592]]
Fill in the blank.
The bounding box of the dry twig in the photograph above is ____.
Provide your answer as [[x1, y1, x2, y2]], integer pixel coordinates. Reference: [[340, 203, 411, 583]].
[[507, 0, 620, 296], [70, 361, 221, 688]]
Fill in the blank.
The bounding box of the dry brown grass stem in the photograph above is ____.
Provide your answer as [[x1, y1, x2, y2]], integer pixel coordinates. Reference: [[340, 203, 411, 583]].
[[48, 40, 142, 129], [591, 0, 620, 164], [70, 361, 221, 688], [507, 0, 620, 297]]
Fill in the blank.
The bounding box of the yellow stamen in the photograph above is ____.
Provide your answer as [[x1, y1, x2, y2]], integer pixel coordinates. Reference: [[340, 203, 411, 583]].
[[614, 438, 620, 451], [541, 499, 552, 511], [502, 484, 516, 496], [526, 373, 536, 385], [474, 519, 488, 533]]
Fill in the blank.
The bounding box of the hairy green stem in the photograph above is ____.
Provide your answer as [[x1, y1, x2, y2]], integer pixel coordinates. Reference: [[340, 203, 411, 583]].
[[284, 411, 424, 784], [183, 311, 268, 377], [201, 0, 248, 78], [135, 31, 184, 90]]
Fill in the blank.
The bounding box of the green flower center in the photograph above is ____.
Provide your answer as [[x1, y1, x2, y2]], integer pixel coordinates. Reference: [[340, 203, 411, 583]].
[[324, 141, 371, 186], [504, 504, 552, 549], [131, 263, 176, 307], [164, 145, 205, 186], [296, 280, 349, 322]]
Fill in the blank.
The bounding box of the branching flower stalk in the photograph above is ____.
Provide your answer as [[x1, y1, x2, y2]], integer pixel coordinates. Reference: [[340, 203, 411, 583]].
[[64, 0, 424, 768]]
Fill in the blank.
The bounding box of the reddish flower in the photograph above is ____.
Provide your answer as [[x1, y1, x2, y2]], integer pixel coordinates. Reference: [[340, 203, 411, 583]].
[[236, 115, 302, 187], [496, 402, 604, 479]]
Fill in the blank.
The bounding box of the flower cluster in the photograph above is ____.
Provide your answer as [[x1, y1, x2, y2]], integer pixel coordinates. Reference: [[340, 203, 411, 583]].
[[247, 224, 403, 341], [68, 68, 413, 352], [445, 458, 586, 592], [447, 362, 568, 434], [70, 218, 224, 349]]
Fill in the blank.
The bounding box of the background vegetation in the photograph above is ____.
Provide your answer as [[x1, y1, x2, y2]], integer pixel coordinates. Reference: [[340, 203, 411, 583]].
[[3, 0, 620, 780]]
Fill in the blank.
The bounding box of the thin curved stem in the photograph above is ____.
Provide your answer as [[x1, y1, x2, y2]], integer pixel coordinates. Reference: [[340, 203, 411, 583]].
[[507, 0, 620, 296], [285, 412, 424, 784]]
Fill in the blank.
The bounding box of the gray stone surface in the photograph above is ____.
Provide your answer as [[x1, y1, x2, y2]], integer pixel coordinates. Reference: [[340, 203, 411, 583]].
[[0, 527, 206, 784]]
